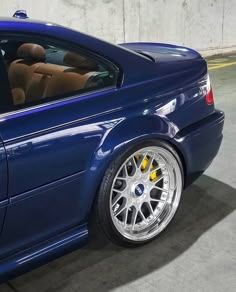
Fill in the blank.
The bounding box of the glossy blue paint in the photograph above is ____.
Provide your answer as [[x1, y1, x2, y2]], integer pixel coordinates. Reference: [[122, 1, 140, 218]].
[[0, 17, 224, 280], [0, 224, 88, 282], [120, 42, 202, 62], [0, 172, 86, 258], [0, 142, 8, 202], [0, 141, 8, 236], [12, 10, 29, 19]]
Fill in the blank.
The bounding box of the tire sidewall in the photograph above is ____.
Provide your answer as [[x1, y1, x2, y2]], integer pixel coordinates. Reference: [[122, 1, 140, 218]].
[[96, 139, 184, 247]]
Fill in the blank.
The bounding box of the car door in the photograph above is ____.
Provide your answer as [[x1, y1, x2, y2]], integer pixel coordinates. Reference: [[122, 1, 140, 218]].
[[0, 50, 9, 237], [0, 35, 118, 257], [0, 138, 7, 237]]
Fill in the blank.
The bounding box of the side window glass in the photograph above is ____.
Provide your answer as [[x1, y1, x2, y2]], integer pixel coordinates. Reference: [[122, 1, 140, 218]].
[[0, 40, 117, 110]]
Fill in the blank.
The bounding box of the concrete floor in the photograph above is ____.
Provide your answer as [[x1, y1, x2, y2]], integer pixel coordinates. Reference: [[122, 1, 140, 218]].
[[1, 54, 236, 292]]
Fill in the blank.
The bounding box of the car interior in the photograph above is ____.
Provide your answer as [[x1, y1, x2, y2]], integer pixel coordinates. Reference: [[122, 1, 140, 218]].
[[0, 41, 115, 107]]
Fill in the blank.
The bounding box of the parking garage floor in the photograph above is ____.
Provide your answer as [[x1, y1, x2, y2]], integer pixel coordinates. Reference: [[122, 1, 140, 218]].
[[1, 54, 236, 292]]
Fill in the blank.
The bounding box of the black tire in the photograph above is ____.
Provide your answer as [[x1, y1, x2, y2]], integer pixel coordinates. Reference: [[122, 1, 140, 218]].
[[95, 140, 184, 247]]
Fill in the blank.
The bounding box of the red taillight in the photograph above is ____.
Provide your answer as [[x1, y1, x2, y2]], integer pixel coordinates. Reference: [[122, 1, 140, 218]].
[[205, 74, 214, 105], [206, 86, 214, 105]]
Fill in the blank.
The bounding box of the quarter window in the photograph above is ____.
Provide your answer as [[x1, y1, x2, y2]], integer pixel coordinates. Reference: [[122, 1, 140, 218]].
[[0, 39, 117, 110]]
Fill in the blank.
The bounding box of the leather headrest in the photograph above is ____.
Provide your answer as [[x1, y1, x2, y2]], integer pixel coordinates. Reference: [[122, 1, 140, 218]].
[[17, 43, 46, 60], [63, 52, 98, 70]]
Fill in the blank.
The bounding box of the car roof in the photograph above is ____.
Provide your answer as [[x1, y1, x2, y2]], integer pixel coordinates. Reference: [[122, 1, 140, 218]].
[[0, 17, 158, 86], [0, 16, 58, 26]]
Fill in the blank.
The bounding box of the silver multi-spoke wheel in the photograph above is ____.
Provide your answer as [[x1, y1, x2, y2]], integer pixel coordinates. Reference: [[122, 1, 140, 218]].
[[109, 146, 182, 242]]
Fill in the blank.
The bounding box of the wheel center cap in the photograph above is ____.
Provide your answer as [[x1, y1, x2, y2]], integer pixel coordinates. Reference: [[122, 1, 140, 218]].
[[133, 183, 145, 197]]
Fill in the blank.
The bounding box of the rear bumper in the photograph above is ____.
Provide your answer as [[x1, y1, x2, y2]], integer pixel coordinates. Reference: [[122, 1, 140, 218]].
[[174, 110, 225, 187]]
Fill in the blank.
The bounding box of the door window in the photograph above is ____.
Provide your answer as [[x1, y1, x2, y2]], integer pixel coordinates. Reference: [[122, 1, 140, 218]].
[[0, 38, 118, 112]]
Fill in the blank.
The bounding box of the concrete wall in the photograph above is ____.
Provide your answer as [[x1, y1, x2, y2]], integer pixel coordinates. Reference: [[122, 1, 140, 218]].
[[0, 0, 236, 56]]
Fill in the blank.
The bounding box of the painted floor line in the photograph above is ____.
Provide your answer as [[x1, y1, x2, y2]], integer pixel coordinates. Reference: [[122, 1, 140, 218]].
[[208, 61, 236, 70], [208, 58, 229, 63]]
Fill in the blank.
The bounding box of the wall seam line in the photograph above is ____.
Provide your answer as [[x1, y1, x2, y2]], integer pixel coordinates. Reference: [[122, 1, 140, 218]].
[[222, 0, 225, 46], [122, 0, 126, 43]]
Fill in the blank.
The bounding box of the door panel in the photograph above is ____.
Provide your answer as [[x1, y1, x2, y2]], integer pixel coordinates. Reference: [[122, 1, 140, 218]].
[[0, 141, 8, 235], [0, 85, 119, 255], [0, 110, 107, 257], [0, 49, 10, 237], [0, 89, 116, 197], [0, 172, 85, 258], [0, 34, 119, 256], [0, 106, 106, 256], [0, 142, 7, 202], [5, 120, 104, 196]]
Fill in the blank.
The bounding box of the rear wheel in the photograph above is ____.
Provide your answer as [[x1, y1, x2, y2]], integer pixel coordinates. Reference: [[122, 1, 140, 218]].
[[96, 141, 183, 247]]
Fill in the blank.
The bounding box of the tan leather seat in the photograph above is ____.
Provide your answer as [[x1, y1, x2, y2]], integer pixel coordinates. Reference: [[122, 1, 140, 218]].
[[8, 44, 100, 105], [8, 43, 46, 104], [63, 51, 99, 74], [45, 71, 89, 98], [8, 62, 32, 105], [33, 61, 100, 98]]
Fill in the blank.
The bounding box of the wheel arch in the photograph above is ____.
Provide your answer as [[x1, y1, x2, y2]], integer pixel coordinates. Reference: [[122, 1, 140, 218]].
[[79, 115, 187, 223]]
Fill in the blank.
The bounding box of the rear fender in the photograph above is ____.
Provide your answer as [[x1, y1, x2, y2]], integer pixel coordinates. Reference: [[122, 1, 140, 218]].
[[79, 115, 179, 220]]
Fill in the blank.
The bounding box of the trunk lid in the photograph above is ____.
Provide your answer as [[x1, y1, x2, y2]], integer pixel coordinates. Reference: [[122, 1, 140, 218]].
[[119, 42, 202, 63]]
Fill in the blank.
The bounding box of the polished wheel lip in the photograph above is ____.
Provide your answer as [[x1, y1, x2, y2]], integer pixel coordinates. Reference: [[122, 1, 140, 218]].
[[109, 146, 182, 242]]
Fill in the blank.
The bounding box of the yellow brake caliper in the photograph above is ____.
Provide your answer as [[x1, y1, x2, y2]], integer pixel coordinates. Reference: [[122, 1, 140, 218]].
[[136, 156, 158, 181], [150, 165, 158, 181]]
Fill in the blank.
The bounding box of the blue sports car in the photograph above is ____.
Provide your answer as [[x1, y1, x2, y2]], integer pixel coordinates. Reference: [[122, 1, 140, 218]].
[[0, 11, 224, 280]]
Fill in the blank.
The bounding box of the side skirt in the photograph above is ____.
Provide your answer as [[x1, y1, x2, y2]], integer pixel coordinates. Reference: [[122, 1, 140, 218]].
[[0, 224, 88, 282]]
